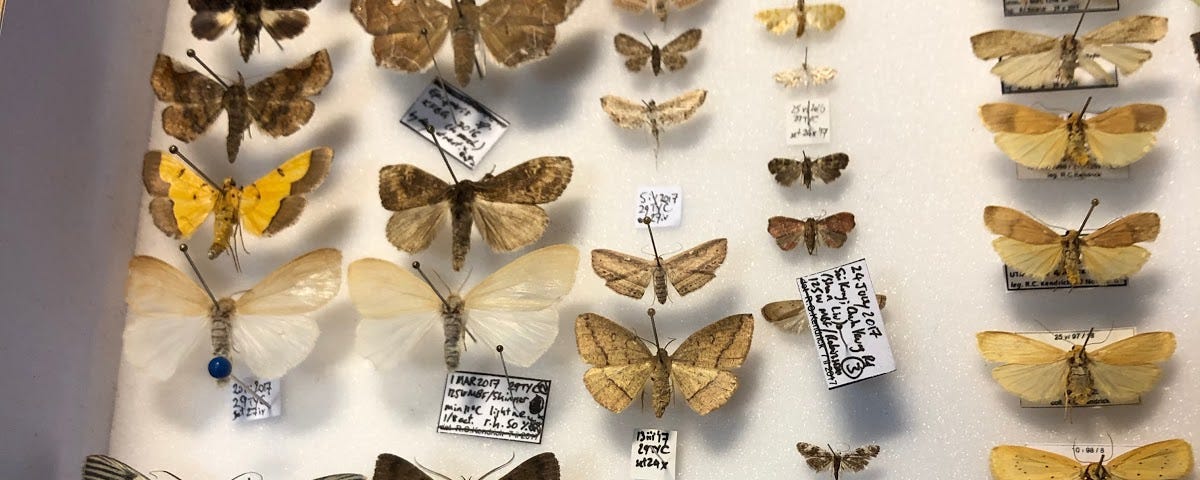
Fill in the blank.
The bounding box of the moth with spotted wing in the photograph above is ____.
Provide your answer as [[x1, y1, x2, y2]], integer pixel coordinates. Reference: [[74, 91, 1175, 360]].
[[768, 152, 848, 189], [188, 0, 322, 62], [796, 443, 881, 480]]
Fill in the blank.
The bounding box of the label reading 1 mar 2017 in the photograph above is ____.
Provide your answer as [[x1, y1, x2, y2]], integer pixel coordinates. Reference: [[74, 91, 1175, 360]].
[[630, 429, 678, 480], [635, 186, 682, 228], [1017, 328, 1138, 408], [231, 377, 281, 423], [1003, 265, 1128, 291], [796, 259, 895, 389], [401, 78, 510, 170], [437, 371, 550, 444], [786, 98, 830, 145]]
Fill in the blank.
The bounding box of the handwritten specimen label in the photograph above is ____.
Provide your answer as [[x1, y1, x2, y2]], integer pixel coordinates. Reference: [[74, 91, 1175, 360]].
[[1003, 0, 1117, 16], [796, 259, 895, 389], [401, 78, 510, 169], [437, 371, 551, 444], [635, 186, 682, 228], [1017, 328, 1138, 407], [1016, 164, 1129, 180], [786, 98, 831, 145], [1003, 265, 1128, 291], [630, 429, 678, 480], [230, 377, 281, 423]]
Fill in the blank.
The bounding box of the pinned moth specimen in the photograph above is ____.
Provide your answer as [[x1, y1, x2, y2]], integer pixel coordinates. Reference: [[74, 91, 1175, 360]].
[[774, 49, 837, 88], [124, 247, 342, 383], [187, 0, 322, 62], [142, 146, 332, 265], [150, 49, 332, 162], [83, 455, 365, 480], [768, 152, 849, 188], [378, 156, 572, 271], [756, 1, 846, 38], [969, 15, 1167, 89], [575, 308, 753, 418], [614, 29, 702, 76], [614, 0, 702, 22], [990, 440, 1194, 480], [373, 452, 559, 480], [762, 294, 885, 334], [978, 329, 1175, 409], [767, 212, 856, 255], [351, 0, 581, 87], [600, 89, 707, 156], [980, 99, 1165, 170], [591, 218, 727, 304], [984, 199, 1160, 285], [795, 443, 881, 480], [349, 244, 579, 370]]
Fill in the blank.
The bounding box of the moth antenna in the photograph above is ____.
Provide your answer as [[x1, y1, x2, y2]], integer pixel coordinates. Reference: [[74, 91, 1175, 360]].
[[229, 374, 273, 413], [1105, 433, 1114, 462], [641, 216, 664, 267], [642, 31, 654, 46], [148, 470, 184, 480], [414, 460, 455, 480], [426, 125, 461, 184], [1070, 0, 1092, 39], [185, 49, 230, 89], [179, 244, 219, 307], [477, 453, 516, 480], [494, 345, 521, 413], [412, 261, 453, 309], [455, 267, 472, 293], [1076, 198, 1100, 232], [431, 269, 454, 294], [167, 146, 221, 189], [647, 308, 661, 349]]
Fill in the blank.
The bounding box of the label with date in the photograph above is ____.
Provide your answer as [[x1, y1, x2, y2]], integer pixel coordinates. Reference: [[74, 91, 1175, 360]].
[[635, 186, 682, 228], [796, 259, 894, 389], [1003, 265, 1128, 291], [230, 377, 280, 423], [1016, 328, 1138, 408], [631, 429, 677, 480], [1002, 0, 1117, 16], [437, 371, 551, 444], [401, 78, 510, 169], [786, 98, 830, 145]]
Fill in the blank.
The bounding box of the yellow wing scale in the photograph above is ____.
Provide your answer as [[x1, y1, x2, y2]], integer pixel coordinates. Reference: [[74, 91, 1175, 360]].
[[155, 152, 220, 238], [240, 148, 325, 236]]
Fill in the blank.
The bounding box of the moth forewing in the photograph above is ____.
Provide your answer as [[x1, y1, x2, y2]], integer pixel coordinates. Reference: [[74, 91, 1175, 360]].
[[762, 294, 886, 333], [188, 0, 321, 62]]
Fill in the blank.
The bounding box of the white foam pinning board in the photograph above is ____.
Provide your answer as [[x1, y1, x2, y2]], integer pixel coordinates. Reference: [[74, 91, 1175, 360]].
[[106, 1, 1200, 479]]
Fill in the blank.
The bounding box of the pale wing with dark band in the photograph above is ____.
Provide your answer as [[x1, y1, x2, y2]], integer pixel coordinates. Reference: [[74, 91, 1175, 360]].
[[662, 238, 727, 296], [379, 164, 453, 253], [471, 156, 574, 252], [575, 313, 655, 413], [590, 249, 656, 299], [669, 313, 753, 415]]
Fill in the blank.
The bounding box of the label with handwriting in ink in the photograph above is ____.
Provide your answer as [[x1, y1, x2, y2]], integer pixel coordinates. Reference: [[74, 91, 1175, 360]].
[[1002, 0, 1117, 17], [1016, 327, 1138, 408], [1028, 443, 1133, 462], [630, 429, 678, 480], [231, 377, 281, 423], [437, 371, 551, 444], [786, 98, 830, 145], [796, 259, 895, 389], [1016, 163, 1129, 180], [1003, 265, 1128, 291], [401, 78, 510, 169], [635, 186, 682, 228]]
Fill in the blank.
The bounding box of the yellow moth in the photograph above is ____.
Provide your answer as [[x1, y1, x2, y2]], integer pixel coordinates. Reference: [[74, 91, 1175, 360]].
[[991, 440, 1194, 480]]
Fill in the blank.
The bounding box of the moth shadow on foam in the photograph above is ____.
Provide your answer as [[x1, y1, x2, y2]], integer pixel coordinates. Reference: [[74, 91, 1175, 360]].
[[152, 362, 226, 430], [305, 113, 359, 154], [537, 197, 587, 246], [777, 168, 853, 203], [657, 114, 713, 162], [832, 374, 909, 439], [476, 29, 603, 129]]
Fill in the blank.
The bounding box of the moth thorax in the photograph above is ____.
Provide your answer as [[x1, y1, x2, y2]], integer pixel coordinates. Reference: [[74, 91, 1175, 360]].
[[236, 0, 264, 15], [209, 185, 242, 259], [1066, 117, 1089, 166], [652, 266, 668, 304], [800, 158, 814, 187], [1083, 462, 1110, 479], [210, 298, 237, 358], [797, 0, 806, 11], [1058, 35, 1081, 84], [651, 46, 663, 75], [1063, 232, 1082, 285], [441, 295, 466, 370], [1065, 345, 1094, 405]]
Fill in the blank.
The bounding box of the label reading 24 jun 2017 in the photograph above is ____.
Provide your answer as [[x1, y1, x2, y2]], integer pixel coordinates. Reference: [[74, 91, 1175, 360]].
[[797, 259, 895, 389]]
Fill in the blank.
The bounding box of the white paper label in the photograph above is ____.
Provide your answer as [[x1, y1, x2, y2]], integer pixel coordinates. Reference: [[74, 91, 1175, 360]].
[[1016, 164, 1129, 180], [631, 429, 677, 480], [1016, 328, 1138, 407], [1003, 265, 1128, 291], [796, 259, 895, 389], [1028, 443, 1132, 462], [401, 79, 510, 169], [1003, 0, 1118, 16], [230, 377, 281, 423], [786, 99, 830, 145], [437, 371, 550, 444], [635, 186, 682, 228]]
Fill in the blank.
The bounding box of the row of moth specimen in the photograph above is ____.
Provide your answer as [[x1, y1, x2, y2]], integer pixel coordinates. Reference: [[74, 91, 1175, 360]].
[[968, 3, 1191, 479]]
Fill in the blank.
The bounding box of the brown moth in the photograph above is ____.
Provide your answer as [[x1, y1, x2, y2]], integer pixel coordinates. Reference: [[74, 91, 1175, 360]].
[[796, 443, 881, 480], [378, 157, 573, 271], [150, 49, 332, 163], [614, 0, 703, 22], [768, 152, 849, 188], [374, 452, 560, 480], [762, 295, 886, 333], [969, 15, 1167, 89], [768, 213, 856, 255], [351, 0, 581, 87], [614, 29, 702, 76], [1192, 32, 1200, 67], [188, 0, 321, 62], [592, 218, 727, 304], [600, 89, 707, 156], [575, 309, 753, 418]]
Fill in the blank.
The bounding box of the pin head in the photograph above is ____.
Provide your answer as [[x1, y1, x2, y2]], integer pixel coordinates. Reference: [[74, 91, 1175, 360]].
[[179, 244, 189, 253], [412, 261, 421, 269], [168, 145, 179, 154], [186, 49, 197, 58], [647, 308, 656, 317], [208, 356, 233, 379], [496, 345, 504, 353], [1090, 198, 1100, 207], [641, 216, 652, 225]]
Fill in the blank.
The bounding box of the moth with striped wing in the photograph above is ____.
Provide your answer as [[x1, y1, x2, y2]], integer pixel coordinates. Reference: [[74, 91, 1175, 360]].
[[83, 454, 364, 480], [795, 443, 881, 480], [591, 217, 727, 304], [187, 0, 322, 62]]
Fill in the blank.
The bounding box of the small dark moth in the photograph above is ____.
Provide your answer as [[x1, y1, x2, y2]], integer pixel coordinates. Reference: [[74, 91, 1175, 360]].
[[1192, 32, 1200, 67], [768, 152, 849, 189], [613, 29, 702, 76], [188, 0, 322, 62], [767, 212, 855, 255], [796, 443, 881, 480], [373, 452, 560, 480], [149, 49, 332, 162]]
